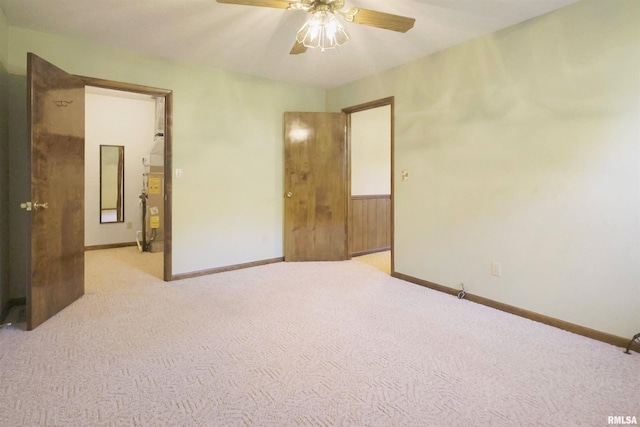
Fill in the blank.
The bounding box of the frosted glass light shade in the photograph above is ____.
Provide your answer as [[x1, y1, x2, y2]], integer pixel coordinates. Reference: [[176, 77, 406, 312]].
[[296, 11, 349, 52]]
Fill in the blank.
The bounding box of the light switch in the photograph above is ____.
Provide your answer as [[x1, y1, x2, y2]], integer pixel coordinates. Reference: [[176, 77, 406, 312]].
[[175, 168, 182, 178]]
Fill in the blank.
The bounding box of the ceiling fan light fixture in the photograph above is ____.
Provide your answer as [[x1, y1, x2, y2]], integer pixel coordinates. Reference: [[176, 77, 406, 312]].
[[296, 11, 349, 52]]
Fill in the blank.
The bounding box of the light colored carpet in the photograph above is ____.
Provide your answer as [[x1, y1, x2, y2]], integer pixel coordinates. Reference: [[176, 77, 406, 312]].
[[0, 247, 637, 426]]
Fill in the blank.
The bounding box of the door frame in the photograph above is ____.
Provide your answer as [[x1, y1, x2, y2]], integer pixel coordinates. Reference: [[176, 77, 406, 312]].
[[78, 76, 173, 281], [342, 97, 395, 272]]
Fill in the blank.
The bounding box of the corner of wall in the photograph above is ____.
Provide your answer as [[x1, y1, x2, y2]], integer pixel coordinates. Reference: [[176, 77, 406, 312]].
[[0, 7, 8, 69], [322, 88, 330, 113]]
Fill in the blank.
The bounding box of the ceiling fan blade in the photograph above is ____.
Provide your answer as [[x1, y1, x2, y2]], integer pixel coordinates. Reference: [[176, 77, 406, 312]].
[[216, 0, 292, 9], [290, 40, 308, 55], [344, 8, 415, 33]]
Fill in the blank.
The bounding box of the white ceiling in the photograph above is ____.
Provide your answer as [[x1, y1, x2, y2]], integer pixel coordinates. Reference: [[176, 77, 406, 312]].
[[0, 0, 579, 89]]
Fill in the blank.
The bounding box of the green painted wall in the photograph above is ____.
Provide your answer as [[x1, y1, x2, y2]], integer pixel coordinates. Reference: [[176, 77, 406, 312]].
[[5, 25, 326, 286], [0, 8, 9, 319], [327, 0, 640, 338], [0, 7, 6, 68]]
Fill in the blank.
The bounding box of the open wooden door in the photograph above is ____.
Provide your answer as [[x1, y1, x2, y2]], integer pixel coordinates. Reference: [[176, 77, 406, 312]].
[[25, 53, 85, 330], [284, 112, 348, 261]]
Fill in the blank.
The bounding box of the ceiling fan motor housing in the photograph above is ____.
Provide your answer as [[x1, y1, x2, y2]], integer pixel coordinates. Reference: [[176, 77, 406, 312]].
[[295, 0, 345, 13]]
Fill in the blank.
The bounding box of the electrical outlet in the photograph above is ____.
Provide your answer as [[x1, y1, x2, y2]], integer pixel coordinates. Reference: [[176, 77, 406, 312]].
[[491, 261, 502, 277], [127, 222, 132, 230]]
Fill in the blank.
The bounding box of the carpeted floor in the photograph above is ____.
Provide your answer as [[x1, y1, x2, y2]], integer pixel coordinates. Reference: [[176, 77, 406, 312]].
[[0, 247, 637, 426]]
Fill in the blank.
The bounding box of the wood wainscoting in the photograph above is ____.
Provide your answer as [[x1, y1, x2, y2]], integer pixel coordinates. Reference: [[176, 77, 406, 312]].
[[350, 195, 391, 256]]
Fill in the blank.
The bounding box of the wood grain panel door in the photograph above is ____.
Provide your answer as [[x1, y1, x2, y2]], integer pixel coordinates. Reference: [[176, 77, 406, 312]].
[[26, 53, 85, 330], [284, 112, 348, 261]]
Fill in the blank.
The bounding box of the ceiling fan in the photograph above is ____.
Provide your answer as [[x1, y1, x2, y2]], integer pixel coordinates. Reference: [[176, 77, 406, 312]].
[[216, 0, 416, 54]]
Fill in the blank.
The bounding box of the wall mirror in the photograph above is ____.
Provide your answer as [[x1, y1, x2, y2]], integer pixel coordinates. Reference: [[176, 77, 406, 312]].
[[100, 145, 125, 223]]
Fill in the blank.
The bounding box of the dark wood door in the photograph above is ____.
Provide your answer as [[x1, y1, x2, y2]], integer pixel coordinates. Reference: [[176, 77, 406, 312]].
[[284, 112, 348, 261], [27, 53, 85, 330]]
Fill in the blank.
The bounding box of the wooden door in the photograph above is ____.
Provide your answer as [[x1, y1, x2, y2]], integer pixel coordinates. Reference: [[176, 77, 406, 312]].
[[26, 53, 85, 330], [284, 112, 348, 261]]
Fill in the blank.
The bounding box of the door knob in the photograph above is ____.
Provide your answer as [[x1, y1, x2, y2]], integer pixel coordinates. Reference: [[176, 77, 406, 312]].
[[286, 192, 293, 198], [20, 202, 32, 211], [33, 201, 49, 210]]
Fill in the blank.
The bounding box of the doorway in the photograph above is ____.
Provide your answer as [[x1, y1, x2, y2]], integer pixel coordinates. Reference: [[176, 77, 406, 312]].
[[343, 97, 394, 271], [80, 76, 173, 281], [283, 101, 393, 266], [22, 54, 173, 330]]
